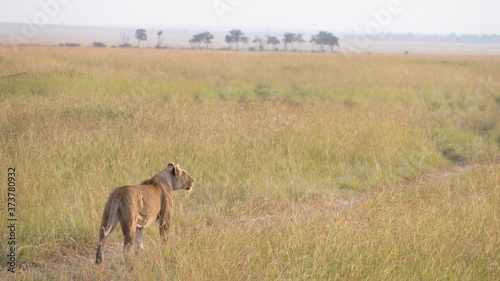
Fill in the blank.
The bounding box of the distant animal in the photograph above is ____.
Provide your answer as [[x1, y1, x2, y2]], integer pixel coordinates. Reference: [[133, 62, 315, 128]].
[[95, 162, 195, 264]]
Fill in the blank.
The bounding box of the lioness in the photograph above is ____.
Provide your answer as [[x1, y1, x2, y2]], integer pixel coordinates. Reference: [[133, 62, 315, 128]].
[[95, 162, 194, 264]]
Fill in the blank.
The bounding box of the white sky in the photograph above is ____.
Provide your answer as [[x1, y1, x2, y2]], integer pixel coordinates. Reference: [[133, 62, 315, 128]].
[[0, 0, 499, 34]]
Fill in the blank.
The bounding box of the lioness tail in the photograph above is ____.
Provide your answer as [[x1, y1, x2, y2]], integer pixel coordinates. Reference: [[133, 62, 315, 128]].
[[101, 197, 121, 237]]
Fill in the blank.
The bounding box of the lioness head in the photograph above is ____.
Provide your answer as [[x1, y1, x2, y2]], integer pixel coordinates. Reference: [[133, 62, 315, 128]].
[[167, 162, 195, 192]]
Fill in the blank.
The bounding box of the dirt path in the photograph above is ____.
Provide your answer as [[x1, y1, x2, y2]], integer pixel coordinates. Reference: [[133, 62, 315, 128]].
[[236, 163, 498, 227]]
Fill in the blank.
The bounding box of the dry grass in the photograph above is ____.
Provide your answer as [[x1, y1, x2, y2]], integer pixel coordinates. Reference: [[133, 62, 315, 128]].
[[0, 46, 498, 280]]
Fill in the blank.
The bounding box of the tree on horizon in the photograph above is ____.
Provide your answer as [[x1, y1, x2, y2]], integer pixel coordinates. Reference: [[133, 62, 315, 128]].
[[282, 32, 296, 51], [295, 34, 305, 51], [119, 31, 132, 48], [225, 29, 245, 50], [240, 36, 249, 49], [189, 31, 214, 49], [310, 31, 339, 52], [156, 31, 163, 48], [135, 29, 147, 47], [253, 36, 265, 51], [266, 35, 280, 51]]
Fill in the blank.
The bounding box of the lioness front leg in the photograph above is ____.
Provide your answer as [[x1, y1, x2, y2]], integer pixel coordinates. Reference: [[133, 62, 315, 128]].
[[159, 208, 172, 243], [159, 221, 170, 242]]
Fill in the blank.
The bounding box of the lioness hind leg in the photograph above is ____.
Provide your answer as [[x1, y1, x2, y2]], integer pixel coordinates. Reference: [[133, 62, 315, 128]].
[[135, 228, 144, 251], [120, 220, 137, 253]]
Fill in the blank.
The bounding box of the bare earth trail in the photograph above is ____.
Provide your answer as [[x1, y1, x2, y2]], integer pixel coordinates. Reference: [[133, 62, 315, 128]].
[[237, 163, 499, 227], [5, 163, 498, 276]]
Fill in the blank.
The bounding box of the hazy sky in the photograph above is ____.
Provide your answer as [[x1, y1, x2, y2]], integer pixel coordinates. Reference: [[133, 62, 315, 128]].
[[0, 0, 499, 34]]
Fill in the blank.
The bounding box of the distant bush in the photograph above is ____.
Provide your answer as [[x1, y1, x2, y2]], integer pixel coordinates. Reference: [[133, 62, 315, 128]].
[[118, 43, 133, 48], [59, 43, 81, 47], [93, 42, 106, 48]]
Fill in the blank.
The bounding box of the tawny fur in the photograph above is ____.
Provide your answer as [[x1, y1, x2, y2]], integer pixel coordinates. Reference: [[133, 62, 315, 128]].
[[95, 162, 194, 264]]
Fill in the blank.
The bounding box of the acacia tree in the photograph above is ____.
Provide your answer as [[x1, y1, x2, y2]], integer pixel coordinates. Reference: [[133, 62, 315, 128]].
[[156, 31, 163, 48], [240, 36, 249, 49], [253, 36, 265, 51], [266, 35, 280, 51], [295, 34, 305, 51], [135, 29, 147, 47], [201, 32, 214, 49], [282, 32, 296, 51], [119, 31, 132, 48], [189, 31, 214, 49], [189, 35, 201, 49], [225, 29, 244, 50], [310, 31, 339, 52], [310, 35, 319, 51]]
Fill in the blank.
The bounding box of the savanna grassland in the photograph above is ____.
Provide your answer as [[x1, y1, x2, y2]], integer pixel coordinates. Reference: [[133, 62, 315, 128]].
[[0, 46, 499, 280]]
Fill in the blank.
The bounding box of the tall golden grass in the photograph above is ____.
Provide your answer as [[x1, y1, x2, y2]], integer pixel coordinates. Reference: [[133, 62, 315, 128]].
[[0, 46, 498, 280]]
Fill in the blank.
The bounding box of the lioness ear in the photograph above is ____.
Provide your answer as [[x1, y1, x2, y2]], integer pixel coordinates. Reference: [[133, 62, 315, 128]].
[[174, 165, 182, 177], [167, 162, 175, 174]]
